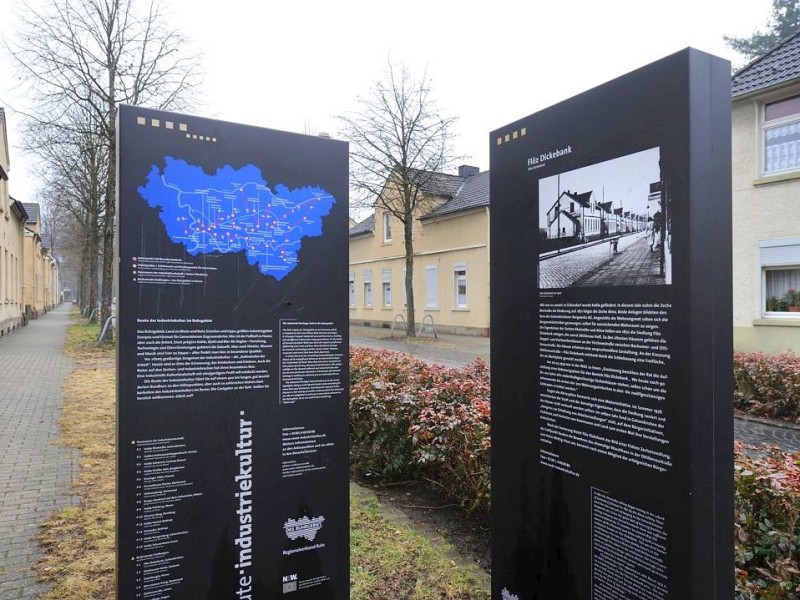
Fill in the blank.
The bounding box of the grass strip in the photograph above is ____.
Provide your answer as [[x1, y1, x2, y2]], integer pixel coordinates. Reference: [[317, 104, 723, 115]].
[[35, 317, 490, 599]]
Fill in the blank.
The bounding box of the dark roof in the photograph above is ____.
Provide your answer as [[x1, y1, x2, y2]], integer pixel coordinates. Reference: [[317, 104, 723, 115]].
[[0, 107, 7, 180], [409, 169, 464, 198], [10, 199, 28, 221], [422, 170, 490, 220], [349, 214, 374, 237], [41, 234, 52, 250], [732, 32, 800, 97], [21, 202, 39, 224], [559, 190, 593, 208]]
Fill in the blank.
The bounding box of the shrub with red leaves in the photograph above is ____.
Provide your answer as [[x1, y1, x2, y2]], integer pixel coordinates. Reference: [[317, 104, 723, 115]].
[[735, 441, 800, 599], [350, 347, 800, 594], [349, 347, 491, 514], [734, 351, 800, 422]]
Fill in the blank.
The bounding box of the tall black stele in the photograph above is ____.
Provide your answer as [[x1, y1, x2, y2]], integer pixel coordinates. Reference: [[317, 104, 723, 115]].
[[116, 106, 349, 599], [489, 49, 733, 600]]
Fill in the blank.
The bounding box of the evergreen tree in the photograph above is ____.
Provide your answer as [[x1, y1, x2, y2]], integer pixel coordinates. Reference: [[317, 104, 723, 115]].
[[725, 0, 800, 62]]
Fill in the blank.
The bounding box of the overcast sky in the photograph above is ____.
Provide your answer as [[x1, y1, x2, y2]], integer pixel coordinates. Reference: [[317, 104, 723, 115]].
[[0, 0, 773, 206]]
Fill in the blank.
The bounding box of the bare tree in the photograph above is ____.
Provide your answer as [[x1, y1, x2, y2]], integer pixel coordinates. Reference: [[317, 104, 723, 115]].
[[7, 0, 202, 331], [338, 60, 458, 336], [25, 105, 108, 312]]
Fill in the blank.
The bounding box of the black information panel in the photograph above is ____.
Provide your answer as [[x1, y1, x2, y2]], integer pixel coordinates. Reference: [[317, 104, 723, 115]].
[[490, 50, 733, 600], [116, 106, 349, 599]]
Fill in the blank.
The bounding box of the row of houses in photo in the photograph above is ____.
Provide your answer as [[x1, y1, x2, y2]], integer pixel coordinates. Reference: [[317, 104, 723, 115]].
[[543, 189, 649, 243], [350, 33, 800, 354], [0, 108, 61, 336]]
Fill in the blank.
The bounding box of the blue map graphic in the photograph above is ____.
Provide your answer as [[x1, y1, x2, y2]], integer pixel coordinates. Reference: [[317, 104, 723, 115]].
[[138, 157, 336, 280]]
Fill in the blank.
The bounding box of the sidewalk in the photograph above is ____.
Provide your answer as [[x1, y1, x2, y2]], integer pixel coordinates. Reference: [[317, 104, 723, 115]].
[[350, 323, 489, 368], [0, 304, 78, 600], [349, 324, 800, 453]]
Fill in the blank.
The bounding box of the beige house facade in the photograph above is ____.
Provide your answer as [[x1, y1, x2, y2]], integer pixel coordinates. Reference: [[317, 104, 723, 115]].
[[0, 108, 60, 332], [349, 166, 490, 336], [22, 203, 59, 318], [731, 33, 800, 354], [0, 108, 28, 335]]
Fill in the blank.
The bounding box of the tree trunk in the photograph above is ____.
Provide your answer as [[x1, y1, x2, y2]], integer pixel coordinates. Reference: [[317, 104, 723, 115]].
[[99, 210, 114, 337], [87, 232, 99, 321], [79, 245, 88, 311], [404, 214, 416, 337], [99, 46, 117, 341]]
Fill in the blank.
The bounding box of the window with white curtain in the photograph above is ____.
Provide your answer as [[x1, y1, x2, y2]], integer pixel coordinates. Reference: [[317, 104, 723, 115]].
[[764, 95, 800, 176]]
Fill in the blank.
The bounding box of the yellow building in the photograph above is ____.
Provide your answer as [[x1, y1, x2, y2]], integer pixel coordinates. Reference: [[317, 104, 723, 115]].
[[21, 202, 57, 318], [0, 108, 28, 335], [349, 166, 490, 336], [731, 32, 800, 354]]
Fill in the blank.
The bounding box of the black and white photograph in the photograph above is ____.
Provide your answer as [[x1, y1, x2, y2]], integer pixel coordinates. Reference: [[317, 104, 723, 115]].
[[538, 147, 673, 289]]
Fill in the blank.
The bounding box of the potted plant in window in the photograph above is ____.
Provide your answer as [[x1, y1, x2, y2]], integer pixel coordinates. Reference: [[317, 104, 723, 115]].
[[781, 288, 800, 312]]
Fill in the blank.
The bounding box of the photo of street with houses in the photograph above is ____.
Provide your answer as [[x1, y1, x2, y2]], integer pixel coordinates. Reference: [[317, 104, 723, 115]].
[[538, 147, 673, 288]]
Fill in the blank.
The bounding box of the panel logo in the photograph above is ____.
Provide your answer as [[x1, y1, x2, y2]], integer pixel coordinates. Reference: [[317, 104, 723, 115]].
[[501, 588, 520, 600], [526, 145, 572, 171], [282, 573, 298, 594], [284, 515, 325, 542]]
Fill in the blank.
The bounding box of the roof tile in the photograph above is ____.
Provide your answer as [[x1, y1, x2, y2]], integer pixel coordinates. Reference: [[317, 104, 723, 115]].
[[732, 32, 800, 97]]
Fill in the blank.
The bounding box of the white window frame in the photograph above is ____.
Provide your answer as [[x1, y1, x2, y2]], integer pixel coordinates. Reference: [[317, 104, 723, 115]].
[[759, 237, 800, 318], [382, 211, 392, 243], [762, 94, 800, 177], [453, 263, 468, 309], [382, 268, 391, 308], [363, 270, 373, 308], [425, 265, 438, 309], [349, 271, 355, 307]]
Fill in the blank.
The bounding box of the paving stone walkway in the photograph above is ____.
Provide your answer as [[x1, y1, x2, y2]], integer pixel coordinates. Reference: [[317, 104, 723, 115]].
[[0, 304, 78, 600]]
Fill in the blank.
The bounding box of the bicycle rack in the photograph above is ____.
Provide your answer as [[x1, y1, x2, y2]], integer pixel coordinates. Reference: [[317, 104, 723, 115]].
[[417, 314, 437, 339], [97, 316, 116, 344], [390, 314, 408, 337], [87, 307, 100, 323]]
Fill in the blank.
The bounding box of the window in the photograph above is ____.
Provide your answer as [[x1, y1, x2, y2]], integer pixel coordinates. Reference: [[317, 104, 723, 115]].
[[382, 269, 391, 307], [363, 270, 373, 307], [383, 211, 392, 243], [349, 271, 355, 307], [761, 238, 800, 317], [425, 265, 438, 309], [764, 95, 800, 175], [454, 263, 467, 308]]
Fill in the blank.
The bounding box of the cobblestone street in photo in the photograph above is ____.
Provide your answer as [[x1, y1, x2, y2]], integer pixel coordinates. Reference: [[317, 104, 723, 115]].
[[539, 232, 666, 288]]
